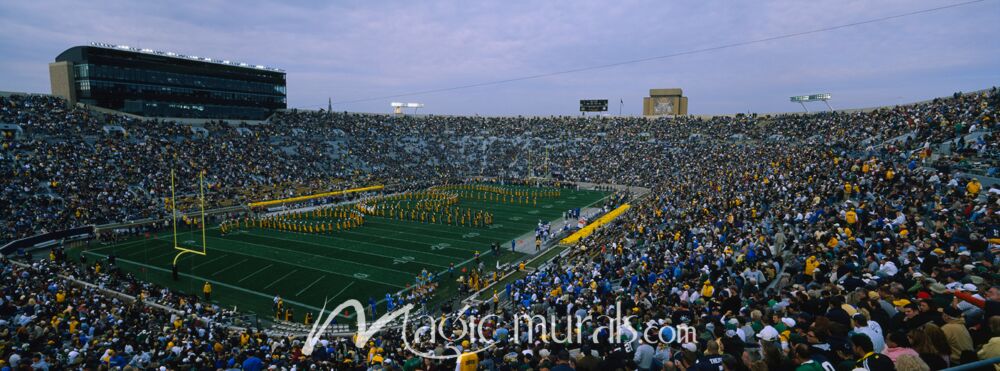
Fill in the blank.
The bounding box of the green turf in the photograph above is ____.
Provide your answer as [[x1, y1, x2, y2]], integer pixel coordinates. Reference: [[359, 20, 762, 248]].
[[72, 186, 607, 321]]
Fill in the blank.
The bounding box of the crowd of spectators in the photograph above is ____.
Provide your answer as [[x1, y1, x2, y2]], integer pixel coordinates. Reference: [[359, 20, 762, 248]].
[[1, 87, 999, 370], [2, 89, 997, 242]]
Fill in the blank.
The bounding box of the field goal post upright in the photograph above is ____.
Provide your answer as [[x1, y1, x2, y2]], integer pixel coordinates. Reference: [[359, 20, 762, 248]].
[[171, 169, 208, 270]]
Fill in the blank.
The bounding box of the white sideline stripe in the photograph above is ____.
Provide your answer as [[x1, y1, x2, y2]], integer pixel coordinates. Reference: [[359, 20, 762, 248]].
[[296, 275, 327, 297], [212, 258, 248, 276], [238, 264, 273, 283], [264, 269, 299, 290], [81, 252, 325, 313]]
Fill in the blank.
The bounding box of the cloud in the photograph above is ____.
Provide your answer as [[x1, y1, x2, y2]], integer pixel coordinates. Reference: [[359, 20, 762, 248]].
[[0, 0, 996, 115]]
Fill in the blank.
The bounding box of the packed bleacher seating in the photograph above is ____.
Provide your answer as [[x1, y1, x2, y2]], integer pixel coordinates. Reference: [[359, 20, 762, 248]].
[[1, 87, 999, 370]]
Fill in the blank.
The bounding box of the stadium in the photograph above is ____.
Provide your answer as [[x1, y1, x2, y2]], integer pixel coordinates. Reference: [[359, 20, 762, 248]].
[[1, 1, 1000, 370]]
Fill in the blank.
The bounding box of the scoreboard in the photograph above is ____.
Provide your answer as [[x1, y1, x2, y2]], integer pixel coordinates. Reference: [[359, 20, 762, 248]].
[[579, 99, 608, 112]]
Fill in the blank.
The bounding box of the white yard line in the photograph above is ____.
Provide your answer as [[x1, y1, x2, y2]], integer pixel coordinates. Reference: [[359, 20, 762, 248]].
[[326, 281, 356, 302], [238, 264, 273, 283], [193, 254, 229, 269], [263, 269, 300, 290], [81, 252, 326, 313], [212, 258, 248, 276], [296, 275, 328, 297]]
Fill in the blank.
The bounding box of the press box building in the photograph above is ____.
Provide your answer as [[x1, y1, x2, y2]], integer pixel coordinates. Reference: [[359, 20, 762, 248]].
[[49, 43, 286, 120]]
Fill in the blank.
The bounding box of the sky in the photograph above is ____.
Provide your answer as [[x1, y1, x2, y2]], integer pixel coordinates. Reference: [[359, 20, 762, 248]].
[[1, 0, 998, 116]]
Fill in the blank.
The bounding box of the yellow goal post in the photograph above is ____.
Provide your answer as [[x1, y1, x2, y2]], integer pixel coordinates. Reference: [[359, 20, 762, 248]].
[[171, 170, 207, 265]]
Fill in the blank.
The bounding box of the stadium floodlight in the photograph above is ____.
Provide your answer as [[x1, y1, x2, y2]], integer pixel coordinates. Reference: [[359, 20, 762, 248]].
[[391, 102, 424, 114], [89, 42, 286, 73], [789, 93, 833, 112]]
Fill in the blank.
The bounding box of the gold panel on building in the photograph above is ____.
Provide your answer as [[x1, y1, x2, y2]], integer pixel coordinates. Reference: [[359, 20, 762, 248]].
[[643, 88, 687, 116]]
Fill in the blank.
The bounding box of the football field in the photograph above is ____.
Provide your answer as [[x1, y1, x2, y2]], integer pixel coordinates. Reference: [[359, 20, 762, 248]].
[[74, 185, 607, 320]]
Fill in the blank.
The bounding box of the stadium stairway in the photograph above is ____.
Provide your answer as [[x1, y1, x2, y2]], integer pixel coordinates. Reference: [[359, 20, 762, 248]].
[[936, 129, 993, 156]]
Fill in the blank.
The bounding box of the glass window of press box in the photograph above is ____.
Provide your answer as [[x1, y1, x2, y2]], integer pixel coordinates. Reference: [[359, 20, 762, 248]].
[[73, 64, 286, 95]]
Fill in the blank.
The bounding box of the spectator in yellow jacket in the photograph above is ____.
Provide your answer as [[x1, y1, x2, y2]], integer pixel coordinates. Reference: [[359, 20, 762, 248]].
[[846, 209, 858, 225], [967, 179, 982, 196], [805, 256, 820, 276], [701, 280, 714, 298]]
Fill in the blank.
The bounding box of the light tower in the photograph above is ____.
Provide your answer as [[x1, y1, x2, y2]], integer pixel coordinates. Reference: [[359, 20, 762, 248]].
[[790, 93, 833, 112], [390, 102, 425, 115]]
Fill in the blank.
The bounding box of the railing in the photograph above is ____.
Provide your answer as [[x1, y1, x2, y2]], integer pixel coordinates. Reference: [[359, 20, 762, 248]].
[[942, 357, 1000, 371]]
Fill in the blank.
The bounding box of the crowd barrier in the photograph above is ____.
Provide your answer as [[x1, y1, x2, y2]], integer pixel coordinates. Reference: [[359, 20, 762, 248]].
[[942, 357, 1000, 371]]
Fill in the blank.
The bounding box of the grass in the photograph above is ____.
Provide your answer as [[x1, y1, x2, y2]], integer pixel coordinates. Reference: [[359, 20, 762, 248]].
[[71, 185, 607, 323]]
